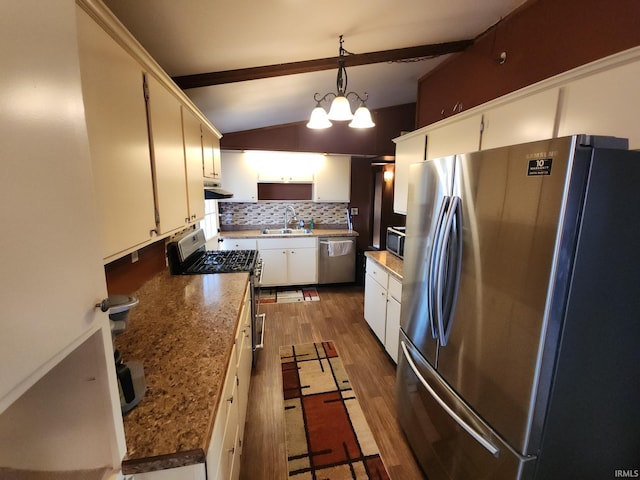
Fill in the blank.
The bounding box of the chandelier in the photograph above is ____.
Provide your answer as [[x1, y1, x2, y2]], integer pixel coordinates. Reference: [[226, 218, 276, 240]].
[[306, 36, 375, 129]]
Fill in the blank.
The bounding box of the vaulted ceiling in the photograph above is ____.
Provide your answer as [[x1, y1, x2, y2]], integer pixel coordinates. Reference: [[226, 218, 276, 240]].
[[103, 0, 527, 134]]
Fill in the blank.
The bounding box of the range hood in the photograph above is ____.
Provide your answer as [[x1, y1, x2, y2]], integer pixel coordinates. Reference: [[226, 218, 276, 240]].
[[204, 180, 233, 199]]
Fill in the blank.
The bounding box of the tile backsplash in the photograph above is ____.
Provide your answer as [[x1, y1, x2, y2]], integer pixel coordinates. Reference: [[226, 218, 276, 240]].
[[219, 201, 349, 229]]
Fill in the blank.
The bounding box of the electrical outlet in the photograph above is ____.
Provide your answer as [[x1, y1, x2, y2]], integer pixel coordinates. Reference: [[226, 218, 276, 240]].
[[350, 207, 359, 216], [131, 251, 139, 263]]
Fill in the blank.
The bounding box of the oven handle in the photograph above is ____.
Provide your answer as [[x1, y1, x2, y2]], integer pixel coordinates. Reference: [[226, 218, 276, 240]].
[[254, 313, 266, 350], [256, 259, 264, 284]]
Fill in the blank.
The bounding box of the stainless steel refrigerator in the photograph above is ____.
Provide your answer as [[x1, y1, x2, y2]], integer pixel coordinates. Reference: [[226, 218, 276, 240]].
[[396, 135, 640, 479]]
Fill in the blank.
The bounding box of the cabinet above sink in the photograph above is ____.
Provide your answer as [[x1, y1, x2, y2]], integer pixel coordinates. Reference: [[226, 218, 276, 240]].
[[220, 150, 350, 203]]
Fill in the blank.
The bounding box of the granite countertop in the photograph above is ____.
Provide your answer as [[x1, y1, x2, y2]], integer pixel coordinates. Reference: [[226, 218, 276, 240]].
[[220, 228, 358, 238], [365, 250, 404, 279], [113, 270, 250, 474]]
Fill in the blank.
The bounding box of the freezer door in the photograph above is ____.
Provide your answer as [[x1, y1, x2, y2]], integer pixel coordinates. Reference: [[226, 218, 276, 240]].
[[401, 156, 455, 365], [396, 332, 536, 480], [436, 138, 577, 454]]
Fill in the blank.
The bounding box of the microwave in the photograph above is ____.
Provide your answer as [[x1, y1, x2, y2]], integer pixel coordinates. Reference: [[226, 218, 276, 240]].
[[386, 226, 405, 258]]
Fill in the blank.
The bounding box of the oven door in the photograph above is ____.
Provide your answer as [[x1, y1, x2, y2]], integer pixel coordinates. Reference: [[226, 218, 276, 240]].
[[252, 259, 265, 364]]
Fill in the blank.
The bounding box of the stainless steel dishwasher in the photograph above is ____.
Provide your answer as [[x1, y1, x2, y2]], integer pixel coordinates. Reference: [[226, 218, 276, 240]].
[[318, 237, 356, 284]]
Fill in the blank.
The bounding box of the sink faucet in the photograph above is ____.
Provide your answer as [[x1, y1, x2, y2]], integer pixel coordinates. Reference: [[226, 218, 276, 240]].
[[284, 205, 297, 229]]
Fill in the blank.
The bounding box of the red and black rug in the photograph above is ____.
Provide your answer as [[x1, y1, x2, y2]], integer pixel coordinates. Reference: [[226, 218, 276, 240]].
[[280, 341, 390, 479]]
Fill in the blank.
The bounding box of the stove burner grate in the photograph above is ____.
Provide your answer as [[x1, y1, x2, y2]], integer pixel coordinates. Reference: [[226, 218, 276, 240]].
[[184, 249, 257, 274]]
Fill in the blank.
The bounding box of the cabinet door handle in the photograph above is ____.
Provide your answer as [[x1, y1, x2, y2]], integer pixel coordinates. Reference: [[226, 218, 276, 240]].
[[226, 395, 234, 403]]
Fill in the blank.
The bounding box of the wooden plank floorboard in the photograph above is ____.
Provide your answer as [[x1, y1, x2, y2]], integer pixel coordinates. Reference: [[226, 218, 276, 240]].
[[239, 284, 425, 480]]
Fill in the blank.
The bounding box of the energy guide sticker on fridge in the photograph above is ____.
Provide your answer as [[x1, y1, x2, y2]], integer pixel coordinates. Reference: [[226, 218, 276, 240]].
[[527, 158, 553, 176]]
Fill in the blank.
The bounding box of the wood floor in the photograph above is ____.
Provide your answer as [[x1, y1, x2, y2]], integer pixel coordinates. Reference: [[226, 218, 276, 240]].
[[239, 284, 425, 480]]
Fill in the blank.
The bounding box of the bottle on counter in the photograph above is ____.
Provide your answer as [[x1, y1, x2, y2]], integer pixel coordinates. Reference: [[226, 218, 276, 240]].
[[310, 218, 315, 229]]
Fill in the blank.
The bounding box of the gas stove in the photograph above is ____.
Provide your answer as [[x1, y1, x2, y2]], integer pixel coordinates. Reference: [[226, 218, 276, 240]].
[[167, 228, 257, 275]]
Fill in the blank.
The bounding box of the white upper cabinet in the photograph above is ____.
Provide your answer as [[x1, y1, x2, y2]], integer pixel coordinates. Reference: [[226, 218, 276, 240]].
[[313, 155, 351, 202], [202, 127, 223, 180], [78, 3, 221, 261], [77, 7, 157, 260], [256, 152, 315, 183], [220, 151, 259, 202], [557, 60, 640, 149], [393, 133, 427, 215], [426, 114, 482, 160], [182, 106, 206, 223], [146, 74, 191, 234], [481, 88, 560, 151]]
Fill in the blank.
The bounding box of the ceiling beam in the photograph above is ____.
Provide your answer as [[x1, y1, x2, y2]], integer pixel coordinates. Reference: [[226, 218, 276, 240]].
[[172, 40, 473, 90]]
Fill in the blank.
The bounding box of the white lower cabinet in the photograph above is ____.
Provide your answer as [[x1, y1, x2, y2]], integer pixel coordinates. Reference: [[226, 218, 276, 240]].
[[364, 258, 403, 364], [364, 270, 388, 342], [257, 237, 318, 286], [206, 285, 252, 480], [385, 276, 402, 363]]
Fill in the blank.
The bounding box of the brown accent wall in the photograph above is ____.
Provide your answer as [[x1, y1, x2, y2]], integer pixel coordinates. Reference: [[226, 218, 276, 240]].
[[417, 0, 640, 127], [379, 165, 406, 247], [350, 157, 375, 251], [221, 103, 416, 156], [104, 240, 167, 295]]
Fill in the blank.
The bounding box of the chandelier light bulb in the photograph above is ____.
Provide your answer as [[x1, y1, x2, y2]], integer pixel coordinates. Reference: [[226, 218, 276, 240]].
[[307, 104, 332, 129], [327, 96, 354, 121], [349, 105, 375, 128]]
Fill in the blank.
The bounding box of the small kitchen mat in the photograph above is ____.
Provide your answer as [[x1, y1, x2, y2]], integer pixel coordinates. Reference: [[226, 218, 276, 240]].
[[259, 288, 319, 304], [280, 341, 390, 479]]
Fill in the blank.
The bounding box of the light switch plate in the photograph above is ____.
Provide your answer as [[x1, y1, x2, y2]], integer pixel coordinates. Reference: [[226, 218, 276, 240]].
[[350, 207, 359, 215]]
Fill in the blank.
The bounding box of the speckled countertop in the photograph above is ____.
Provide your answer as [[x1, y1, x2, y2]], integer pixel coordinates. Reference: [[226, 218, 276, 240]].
[[113, 270, 249, 474], [365, 250, 404, 279], [219, 228, 358, 238]]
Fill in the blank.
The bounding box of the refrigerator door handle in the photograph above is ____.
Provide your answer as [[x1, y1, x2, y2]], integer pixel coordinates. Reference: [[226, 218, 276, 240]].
[[400, 340, 500, 456], [436, 195, 463, 346], [429, 195, 450, 340]]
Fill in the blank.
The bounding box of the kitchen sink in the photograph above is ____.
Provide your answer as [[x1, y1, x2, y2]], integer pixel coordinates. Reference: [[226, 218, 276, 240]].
[[261, 228, 312, 235]]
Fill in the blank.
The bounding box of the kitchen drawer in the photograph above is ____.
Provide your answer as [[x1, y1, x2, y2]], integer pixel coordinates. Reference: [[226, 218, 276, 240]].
[[220, 238, 257, 250], [388, 275, 402, 302], [257, 236, 317, 250], [366, 258, 389, 288]]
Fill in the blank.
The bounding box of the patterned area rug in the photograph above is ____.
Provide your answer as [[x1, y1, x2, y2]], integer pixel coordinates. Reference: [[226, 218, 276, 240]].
[[259, 288, 320, 304], [280, 341, 390, 479]]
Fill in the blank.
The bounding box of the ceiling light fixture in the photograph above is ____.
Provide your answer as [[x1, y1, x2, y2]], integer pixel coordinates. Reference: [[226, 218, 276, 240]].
[[306, 35, 375, 130]]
